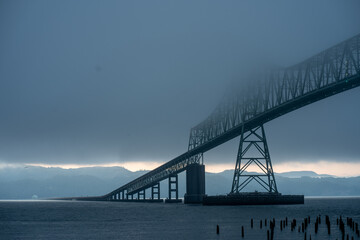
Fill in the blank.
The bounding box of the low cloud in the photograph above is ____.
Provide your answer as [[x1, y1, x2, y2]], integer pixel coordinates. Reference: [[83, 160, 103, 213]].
[[0, 1, 359, 167]]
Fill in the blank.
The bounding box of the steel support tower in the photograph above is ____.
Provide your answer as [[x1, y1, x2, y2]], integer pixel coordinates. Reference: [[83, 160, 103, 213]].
[[231, 125, 278, 193]]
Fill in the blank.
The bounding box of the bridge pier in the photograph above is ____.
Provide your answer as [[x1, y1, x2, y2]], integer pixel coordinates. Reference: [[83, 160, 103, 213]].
[[184, 163, 205, 204], [138, 189, 145, 200], [151, 183, 160, 200], [165, 174, 181, 203]]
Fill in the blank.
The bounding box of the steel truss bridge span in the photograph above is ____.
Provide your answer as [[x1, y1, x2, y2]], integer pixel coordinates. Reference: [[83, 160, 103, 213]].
[[103, 34, 360, 200]]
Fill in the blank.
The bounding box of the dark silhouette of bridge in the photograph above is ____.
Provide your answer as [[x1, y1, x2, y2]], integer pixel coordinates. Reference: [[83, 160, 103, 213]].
[[71, 34, 360, 203]]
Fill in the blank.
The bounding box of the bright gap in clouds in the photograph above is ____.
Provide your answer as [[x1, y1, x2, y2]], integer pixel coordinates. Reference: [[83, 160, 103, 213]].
[[6, 160, 359, 177]]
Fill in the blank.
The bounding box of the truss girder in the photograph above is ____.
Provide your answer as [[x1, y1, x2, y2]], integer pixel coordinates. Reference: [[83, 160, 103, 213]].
[[189, 34, 360, 150], [103, 33, 360, 199]]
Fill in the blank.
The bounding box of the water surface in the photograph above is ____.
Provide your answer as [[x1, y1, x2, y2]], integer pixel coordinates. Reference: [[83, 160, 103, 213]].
[[0, 197, 359, 239]]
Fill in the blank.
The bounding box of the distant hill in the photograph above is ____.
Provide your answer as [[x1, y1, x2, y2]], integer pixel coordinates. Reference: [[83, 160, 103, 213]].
[[276, 171, 333, 178], [0, 166, 148, 199], [0, 166, 359, 199]]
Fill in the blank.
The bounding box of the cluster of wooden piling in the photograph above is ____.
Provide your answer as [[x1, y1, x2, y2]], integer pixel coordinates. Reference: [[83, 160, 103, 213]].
[[337, 216, 360, 240], [346, 217, 359, 237], [215, 214, 360, 239]]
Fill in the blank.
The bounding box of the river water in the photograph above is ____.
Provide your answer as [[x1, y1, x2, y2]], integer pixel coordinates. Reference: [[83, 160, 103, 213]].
[[0, 197, 359, 239]]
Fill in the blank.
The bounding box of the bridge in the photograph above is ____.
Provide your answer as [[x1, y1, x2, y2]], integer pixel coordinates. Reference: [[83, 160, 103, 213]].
[[76, 33, 360, 203]]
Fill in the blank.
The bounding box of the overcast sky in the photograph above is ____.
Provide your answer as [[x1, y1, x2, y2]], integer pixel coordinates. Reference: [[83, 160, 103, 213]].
[[0, 1, 359, 171]]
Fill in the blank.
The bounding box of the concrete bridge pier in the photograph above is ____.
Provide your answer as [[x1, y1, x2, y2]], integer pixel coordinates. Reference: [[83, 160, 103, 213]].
[[184, 163, 205, 204]]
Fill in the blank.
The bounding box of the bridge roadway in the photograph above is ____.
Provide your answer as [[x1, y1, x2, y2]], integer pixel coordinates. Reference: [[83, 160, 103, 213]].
[[95, 33, 360, 201]]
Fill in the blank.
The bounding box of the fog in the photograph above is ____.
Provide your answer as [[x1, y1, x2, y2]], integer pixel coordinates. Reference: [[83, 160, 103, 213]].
[[0, 0, 359, 167]]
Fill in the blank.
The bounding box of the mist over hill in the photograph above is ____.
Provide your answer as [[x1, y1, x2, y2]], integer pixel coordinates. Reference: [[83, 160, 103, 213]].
[[0, 166, 359, 199]]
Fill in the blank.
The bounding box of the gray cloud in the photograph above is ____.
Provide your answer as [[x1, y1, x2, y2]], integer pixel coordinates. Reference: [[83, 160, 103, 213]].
[[0, 0, 359, 165]]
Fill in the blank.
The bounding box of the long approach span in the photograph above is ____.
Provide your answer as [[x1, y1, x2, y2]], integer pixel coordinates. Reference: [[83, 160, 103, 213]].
[[97, 33, 360, 200]]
